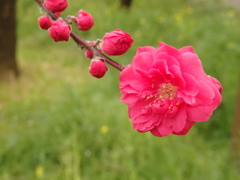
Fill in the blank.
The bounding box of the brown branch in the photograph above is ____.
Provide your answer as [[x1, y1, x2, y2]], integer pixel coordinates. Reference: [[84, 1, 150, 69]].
[[35, 0, 126, 71]]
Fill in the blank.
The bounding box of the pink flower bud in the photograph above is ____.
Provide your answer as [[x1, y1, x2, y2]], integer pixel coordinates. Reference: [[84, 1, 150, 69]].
[[85, 42, 95, 59], [38, 16, 52, 30], [102, 29, 134, 56], [48, 20, 71, 42], [84, 41, 102, 59], [55, 12, 61, 16], [75, 10, 94, 31], [89, 58, 108, 78], [85, 49, 93, 59], [44, 0, 68, 12]]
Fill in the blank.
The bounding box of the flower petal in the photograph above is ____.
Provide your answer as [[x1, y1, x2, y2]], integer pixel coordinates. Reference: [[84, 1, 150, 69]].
[[128, 99, 152, 120], [179, 46, 194, 54], [173, 120, 195, 135], [136, 46, 157, 56], [156, 120, 173, 136], [150, 126, 163, 137], [194, 77, 215, 106], [120, 93, 139, 107], [181, 73, 199, 96], [178, 52, 206, 78], [157, 42, 181, 59], [120, 66, 139, 87], [148, 69, 165, 85], [133, 113, 162, 132], [152, 60, 173, 80], [169, 103, 187, 132], [132, 52, 154, 72], [120, 66, 151, 91], [154, 52, 180, 67], [205, 77, 222, 110], [168, 65, 186, 88], [186, 105, 214, 122]]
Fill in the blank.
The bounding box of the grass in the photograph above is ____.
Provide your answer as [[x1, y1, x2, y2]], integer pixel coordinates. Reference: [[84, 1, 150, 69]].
[[0, 0, 239, 179]]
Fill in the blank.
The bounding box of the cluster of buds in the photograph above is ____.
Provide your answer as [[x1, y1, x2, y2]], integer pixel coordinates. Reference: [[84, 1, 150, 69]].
[[83, 29, 134, 78], [37, 0, 134, 78], [38, 0, 94, 42]]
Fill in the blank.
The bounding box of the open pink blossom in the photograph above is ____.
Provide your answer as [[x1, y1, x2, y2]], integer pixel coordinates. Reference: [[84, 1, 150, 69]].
[[38, 16, 52, 30], [102, 29, 134, 56], [75, 10, 94, 31], [48, 20, 71, 42], [119, 42, 222, 137], [44, 0, 68, 12]]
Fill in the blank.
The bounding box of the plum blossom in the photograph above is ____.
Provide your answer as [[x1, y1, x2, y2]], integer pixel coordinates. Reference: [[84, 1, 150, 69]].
[[89, 58, 108, 78], [38, 16, 52, 30], [44, 0, 68, 12], [75, 10, 94, 31], [48, 20, 71, 42], [102, 29, 134, 56], [119, 42, 222, 137]]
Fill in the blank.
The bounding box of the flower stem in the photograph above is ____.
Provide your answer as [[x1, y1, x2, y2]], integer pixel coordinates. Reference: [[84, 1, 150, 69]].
[[35, 0, 126, 71]]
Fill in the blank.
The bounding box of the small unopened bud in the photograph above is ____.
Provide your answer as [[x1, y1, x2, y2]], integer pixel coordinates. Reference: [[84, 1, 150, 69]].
[[84, 41, 102, 59], [48, 20, 71, 42], [55, 12, 61, 16], [89, 58, 108, 78], [75, 10, 94, 31], [44, 0, 68, 12], [38, 16, 52, 30]]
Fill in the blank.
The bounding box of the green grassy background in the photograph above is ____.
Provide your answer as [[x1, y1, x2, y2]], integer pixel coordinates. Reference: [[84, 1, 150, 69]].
[[0, 0, 239, 179]]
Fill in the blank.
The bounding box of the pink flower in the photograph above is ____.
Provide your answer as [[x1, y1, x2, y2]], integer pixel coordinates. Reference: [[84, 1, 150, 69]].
[[119, 42, 222, 137], [75, 10, 94, 31], [85, 42, 95, 59], [102, 29, 134, 56], [89, 58, 108, 78], [38, 16, 52, 30], [44, 0, 68, 12], [48, 20, 71, 42], [55, 12, 61, 16]]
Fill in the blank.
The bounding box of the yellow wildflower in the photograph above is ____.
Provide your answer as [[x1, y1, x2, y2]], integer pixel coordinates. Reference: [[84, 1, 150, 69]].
[[101, 125, 109, 133]]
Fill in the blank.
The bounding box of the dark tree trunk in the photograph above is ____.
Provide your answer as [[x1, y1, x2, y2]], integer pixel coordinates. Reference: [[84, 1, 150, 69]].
[[0, 0, 19, 81], [120, 0, 132, 8], [231, 74, 240, 168]]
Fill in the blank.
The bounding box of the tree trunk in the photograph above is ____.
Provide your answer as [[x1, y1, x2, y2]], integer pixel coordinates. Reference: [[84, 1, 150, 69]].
[[120, 0, 132, 8], [0, 0, 19, 81], [231, 74, 240, 168]]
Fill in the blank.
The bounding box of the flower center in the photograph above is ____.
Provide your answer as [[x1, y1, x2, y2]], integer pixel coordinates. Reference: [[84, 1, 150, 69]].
[[142, 83, 179, 115], [158, 83, 178, 100]]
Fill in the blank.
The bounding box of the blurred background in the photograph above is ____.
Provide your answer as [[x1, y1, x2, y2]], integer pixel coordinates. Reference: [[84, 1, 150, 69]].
[[0, 0, 240, 179]]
